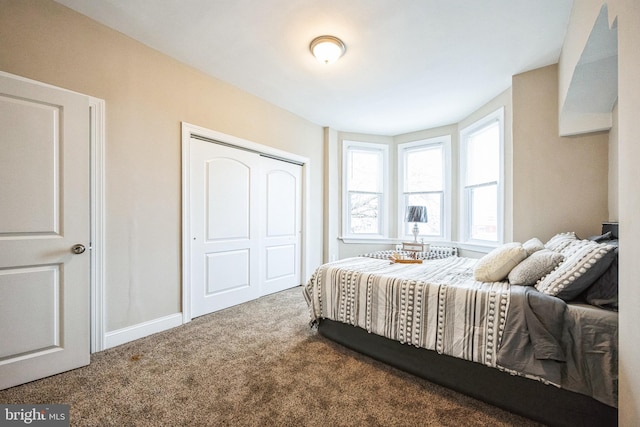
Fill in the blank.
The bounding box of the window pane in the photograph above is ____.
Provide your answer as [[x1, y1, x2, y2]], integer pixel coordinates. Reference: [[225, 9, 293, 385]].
[[469, 185, 497, 241], [466, 122, 499, 186], [406, 146, 443, 192], [349, 149, 380, 192], [349, 193, 379, 234], [404, 193, 442, 237]]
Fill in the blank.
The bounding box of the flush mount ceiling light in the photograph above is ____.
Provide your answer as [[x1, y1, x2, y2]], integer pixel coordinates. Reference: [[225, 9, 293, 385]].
[[309, 35, 346, 64]]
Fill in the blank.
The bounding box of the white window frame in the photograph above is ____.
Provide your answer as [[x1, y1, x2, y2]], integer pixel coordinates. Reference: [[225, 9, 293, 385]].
[[459, 107, 504, 246], [341, 140, 389, 239], [397, 136, 451, 242]]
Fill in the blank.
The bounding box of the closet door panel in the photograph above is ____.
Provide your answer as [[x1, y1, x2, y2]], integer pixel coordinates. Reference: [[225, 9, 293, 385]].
[[190, 139, 259, 317], [206, 158, 250, 241], [260, 157, 302, 296], [205, 250, 250, 294]]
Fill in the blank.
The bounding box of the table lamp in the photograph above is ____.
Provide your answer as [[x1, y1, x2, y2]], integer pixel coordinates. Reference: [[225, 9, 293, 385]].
[[405, 205, 428, 242]]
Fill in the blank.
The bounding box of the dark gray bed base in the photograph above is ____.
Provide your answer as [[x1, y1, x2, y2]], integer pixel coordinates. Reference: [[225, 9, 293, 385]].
[[318, 319, 616, 427]]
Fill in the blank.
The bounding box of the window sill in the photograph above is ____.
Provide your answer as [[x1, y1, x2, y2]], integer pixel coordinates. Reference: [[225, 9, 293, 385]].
[[339, 236, 453, 245], [338, 236, 399, 245], [455, 241, 499, 254]]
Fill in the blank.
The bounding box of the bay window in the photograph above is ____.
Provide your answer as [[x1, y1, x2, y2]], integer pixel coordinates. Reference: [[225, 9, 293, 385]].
[[340, 107, 503, 248]]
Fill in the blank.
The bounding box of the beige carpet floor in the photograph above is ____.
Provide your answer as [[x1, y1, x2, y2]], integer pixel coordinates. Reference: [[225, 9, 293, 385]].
[[0, 286, 541, 426]]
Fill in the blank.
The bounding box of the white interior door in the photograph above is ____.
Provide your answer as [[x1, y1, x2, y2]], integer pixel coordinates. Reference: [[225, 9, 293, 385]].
[[259, 157, 302, 295], [0, 73, 90, 389], [189, 139, 260, 317]]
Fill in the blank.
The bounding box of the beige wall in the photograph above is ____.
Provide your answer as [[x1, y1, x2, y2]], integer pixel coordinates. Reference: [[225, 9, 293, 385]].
[[606, 1, 640, 424], [512, 64, 608, 242], [0, 0, 324, 332]]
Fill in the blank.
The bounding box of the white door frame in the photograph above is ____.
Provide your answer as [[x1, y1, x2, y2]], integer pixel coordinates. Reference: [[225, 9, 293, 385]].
[[89, 97, 106, 353], [181, 122, 310, 323]]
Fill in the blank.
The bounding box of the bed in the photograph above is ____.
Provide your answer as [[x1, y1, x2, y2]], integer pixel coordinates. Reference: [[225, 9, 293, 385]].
[[303, 233, 618, 427]]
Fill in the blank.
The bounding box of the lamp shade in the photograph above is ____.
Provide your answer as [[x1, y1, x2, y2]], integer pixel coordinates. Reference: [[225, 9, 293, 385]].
[[405, 205, 428, 223]]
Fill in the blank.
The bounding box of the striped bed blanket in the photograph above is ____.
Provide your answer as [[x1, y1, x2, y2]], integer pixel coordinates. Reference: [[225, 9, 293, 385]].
[[303, 256, 509, 368]]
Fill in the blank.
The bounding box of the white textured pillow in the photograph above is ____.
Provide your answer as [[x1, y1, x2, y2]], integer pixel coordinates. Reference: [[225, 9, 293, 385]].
[[474, 242, 527, 282], [508, 249, 564, 286], [522, 238, 545, 256]]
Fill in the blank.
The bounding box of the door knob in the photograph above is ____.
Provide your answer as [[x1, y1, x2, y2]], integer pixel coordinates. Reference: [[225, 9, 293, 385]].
[[71, 244, 86, 254]]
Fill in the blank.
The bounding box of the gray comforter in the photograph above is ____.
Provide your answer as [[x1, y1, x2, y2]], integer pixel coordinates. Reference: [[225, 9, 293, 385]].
[[498, 285, 618, 407], [497, 286, 567, 383]]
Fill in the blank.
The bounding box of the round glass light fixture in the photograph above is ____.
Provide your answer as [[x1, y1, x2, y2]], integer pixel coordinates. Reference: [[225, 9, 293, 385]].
[[309, 35, 346, 64]]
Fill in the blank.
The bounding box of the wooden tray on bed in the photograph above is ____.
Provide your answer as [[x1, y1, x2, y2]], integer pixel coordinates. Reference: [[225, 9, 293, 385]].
[[389, 255, 423, 264]]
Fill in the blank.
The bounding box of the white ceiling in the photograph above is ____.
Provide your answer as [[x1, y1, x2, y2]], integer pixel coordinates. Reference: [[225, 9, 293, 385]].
[[54, 0, 574, 136]]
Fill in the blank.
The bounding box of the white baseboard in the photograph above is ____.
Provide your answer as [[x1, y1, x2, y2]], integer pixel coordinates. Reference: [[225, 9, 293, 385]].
[[103, 313, 183, 350]]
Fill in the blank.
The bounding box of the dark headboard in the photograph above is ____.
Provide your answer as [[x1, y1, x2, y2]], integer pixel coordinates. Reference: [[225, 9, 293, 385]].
[[602, 222, 619, 239]]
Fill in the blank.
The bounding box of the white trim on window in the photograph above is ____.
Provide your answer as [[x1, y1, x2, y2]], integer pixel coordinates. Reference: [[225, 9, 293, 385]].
[[459, 107, 504, 246], [341, 140, 389, 239], [397, 136, 451, 242]]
